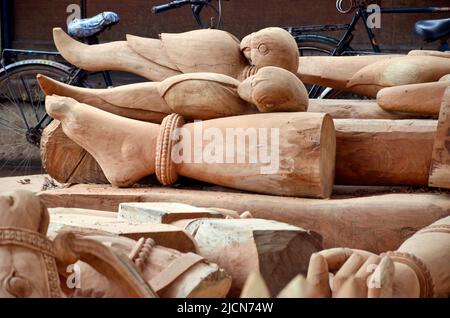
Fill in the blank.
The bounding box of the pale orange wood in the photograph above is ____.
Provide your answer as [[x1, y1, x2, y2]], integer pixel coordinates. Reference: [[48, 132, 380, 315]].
[[297, 55, 400, 91], [53, 27, 299, 81], [377, 81, 450, 115], [45, 96, 335, 198], [37, 185, 450, 254], [40, 120, 108, 184], [308, 99, 434, 119], [347, 56, 450, 97], [335, 119, 437, 186], [48, 207, 197, 253], [429, 87, 450, 188]]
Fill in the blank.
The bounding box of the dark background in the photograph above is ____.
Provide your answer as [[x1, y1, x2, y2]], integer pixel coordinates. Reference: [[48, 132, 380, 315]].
[[1, 0, 450, 52]]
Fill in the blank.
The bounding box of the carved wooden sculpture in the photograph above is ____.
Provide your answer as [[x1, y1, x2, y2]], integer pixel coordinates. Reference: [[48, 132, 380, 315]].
[[309, 99, 434, 120], [40, 185, 450, 255], [58, 234, 231, 298], [53, 27, 299, 82], [48, 207, 198, 253], [243, 216, 450, 298], [377, 74, 450, 115], [40, 98, 433, 186], [44, 95, 336, 198], [119, 204, 322, 297], [429, 87, 450, 189], [0, 190, 156, 298], [347, 56, 450, 97], [297, 55, 400, 92], [37, 66, 309, 122], [297, 216, 450, 298]]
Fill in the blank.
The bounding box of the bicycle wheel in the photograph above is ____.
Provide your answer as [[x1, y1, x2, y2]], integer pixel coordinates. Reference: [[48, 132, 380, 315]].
[[0, 61, 71, 177], [296, 34, 354, 98]]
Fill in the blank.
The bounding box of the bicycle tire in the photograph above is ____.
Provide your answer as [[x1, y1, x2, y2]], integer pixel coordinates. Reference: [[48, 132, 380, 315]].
[[0, 61, 72, 177]]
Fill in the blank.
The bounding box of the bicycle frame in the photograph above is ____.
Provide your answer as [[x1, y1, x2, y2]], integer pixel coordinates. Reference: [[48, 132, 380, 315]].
[[333, 5, 450, 56]]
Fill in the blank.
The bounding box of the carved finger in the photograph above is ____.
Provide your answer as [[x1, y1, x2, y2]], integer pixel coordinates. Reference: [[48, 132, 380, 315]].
[[306, 253, 331, 297], [332, 252, 365, 293], [319, 248, 376, 273], [334, 276, 367, 298]]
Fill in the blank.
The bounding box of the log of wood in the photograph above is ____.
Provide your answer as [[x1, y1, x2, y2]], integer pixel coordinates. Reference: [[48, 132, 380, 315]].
[[429, 87, 450, 189], [376, 81, 450, 115], [347, 56, 450, 97], [308, 99, 435, 119], [334, 119, 437, 186], [40, 99, 416, 185], [48, 207, 197, 253], [37, 185, 450, 254], [297, 55, 400, 90], [45, 96, 336, 198], [42, 113, 436, 188], [41, 120, 108, 184]]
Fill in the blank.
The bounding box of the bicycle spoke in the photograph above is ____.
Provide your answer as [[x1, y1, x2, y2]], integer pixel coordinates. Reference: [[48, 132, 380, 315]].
[[21, 75, 41, 123], [5, 78, 30, 130]]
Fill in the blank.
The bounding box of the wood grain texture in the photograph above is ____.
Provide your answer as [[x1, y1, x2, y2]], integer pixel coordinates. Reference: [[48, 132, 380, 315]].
[[377, 81, 450, 115], [335, 119, 437, 186], [429, 87, 450, 188], [40, 120, 108, 184], [48, 207, 197, 253], [308, 99, 434, 119], [38, 185, 450, 254], [298, 55, 400, 91], [178, 218, 322, 297]]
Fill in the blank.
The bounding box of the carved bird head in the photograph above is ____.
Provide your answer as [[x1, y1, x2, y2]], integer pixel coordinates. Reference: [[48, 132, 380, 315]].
[[238, 66, 309, 113], [240, 27, 299, 74]]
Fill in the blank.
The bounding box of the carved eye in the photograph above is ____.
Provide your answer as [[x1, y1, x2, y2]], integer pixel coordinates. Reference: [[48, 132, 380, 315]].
[[257, 44, 269, 55], [5, 271, 32, 298]]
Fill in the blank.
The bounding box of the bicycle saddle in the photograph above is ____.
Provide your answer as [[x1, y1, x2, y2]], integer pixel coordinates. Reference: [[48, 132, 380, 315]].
[[415, 18, 450, 42], [68, 11, 120, 38]]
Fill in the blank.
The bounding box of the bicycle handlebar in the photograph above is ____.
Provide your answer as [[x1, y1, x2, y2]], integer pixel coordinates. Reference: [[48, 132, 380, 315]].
[[152, 0, 209, 14]]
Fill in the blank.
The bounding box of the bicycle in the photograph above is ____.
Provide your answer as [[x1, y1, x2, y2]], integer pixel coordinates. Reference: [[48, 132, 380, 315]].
[[288, 0, 450, 97], [0, 0, 224, 177]]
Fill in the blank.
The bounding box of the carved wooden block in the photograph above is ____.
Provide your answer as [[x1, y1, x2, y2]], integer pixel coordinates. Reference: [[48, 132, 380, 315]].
[[48, 207, 196, 253], [118, 202, 223, 224], [429, 87, 450, 189], [175, 218, 322, 297]]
